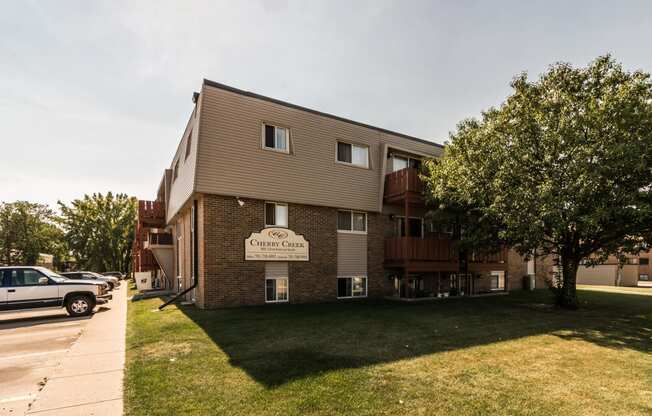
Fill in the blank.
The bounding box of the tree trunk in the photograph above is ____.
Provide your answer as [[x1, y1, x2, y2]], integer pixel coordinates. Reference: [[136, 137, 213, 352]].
[[557, 255, 579, 309]]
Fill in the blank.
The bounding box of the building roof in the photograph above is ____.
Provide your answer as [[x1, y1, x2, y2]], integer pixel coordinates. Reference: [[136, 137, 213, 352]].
[[202, 79, 444, 149]]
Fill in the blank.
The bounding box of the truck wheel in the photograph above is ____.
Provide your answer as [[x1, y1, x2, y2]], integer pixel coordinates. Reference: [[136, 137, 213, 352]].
[[66, 295, 95, 317]]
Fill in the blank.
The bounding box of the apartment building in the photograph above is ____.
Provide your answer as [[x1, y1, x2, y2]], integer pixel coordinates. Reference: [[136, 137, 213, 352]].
[[575, 252, 652, 287], [134, 80, 529, 308]]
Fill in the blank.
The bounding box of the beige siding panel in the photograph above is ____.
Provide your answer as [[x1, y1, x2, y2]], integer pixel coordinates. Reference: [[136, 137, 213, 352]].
[[337, 233, 367, 276], [195, 85, 442, 213], [167, 105, 200, 222], [621, 265, 638, 287], [577, 265, 617, 286], [265, 262, 288, 278]]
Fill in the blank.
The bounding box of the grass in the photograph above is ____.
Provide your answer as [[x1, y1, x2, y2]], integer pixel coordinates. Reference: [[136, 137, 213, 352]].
[[125, 286, 652, 416]]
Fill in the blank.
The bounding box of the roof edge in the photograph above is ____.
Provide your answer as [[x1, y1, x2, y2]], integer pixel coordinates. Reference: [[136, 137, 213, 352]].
[[202, 79, 444, 149]]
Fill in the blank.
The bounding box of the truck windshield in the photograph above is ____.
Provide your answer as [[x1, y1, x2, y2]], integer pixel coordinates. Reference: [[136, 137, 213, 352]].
[[35, 267, 68, 282]]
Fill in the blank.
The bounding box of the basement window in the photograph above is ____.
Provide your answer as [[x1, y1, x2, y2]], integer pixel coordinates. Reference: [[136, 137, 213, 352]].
[[337, 276, 367, 298], [490, 271, 505, 290], [266, 278, 288, 303], [263, 124, 289, 153]]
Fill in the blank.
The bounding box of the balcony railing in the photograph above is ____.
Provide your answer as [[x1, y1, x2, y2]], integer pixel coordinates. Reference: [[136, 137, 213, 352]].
[[385, 237, 458, 263], [470, 247, 508, 264], [384, 168, 424, 201], [138, 200, 165, 226]]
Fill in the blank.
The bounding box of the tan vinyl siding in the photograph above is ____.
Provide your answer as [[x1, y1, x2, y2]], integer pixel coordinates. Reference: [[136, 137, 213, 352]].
[[577, 265, 617, 285], [337, 233, 367, 276], [167, 106, 200, 222], [265, 262, 288, 278], [195, 85, 442, 213]]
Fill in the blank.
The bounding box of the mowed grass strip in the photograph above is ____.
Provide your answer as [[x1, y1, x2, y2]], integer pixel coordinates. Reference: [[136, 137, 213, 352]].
[[125, 287, 652, 416]]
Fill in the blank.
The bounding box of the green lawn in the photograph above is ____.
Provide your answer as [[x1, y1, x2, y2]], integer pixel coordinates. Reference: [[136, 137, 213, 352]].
[[125, 287, 652, 416]]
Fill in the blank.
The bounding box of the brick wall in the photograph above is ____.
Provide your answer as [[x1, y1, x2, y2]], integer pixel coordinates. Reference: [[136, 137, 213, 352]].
[[367, 212, 393, 297], [507, 249, 527, 291], [198, 194, 386, 308], [201, 195, 265, 308], [287, 204, 338, 303]]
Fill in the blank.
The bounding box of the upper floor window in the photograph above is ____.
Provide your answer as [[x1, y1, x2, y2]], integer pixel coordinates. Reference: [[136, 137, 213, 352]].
[[640, 258, 650, 265], [265, 202, 288, 227], [185, 129, 193, 160], [391, 154, 421, 172], [337, 142, 369, 168], [337, 210, 366, 233], [173, 159, 179, 181], [263, 124, 289, 153]]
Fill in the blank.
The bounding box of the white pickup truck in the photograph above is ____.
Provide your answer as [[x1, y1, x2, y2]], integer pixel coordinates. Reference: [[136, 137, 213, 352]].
[[0, 266, 112, 317]]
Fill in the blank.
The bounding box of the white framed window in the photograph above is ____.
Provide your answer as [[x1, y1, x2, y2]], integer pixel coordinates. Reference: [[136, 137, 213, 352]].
[[173, 159, 179, 181], [490, 271, 505, 290], [337, 142, 369, 168], [262, 124, 289, 153], [390, 154, 422, 172], [639, 274, 649, 281], [337, 210, 367, 234], [337, 276, 367, 298], [265, 202, 288, 227], [266, 278, 288, 303], [185, 129, 193, 160]]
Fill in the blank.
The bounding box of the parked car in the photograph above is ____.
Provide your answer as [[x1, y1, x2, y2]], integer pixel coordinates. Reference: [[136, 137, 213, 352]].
[[0, 266, 111, 317], [61, 271, 120, 290], [102, 271, 125, 280]]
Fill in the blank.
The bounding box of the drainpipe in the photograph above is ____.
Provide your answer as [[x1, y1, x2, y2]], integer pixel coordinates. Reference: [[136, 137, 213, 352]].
[[159, 199, 199, 310]]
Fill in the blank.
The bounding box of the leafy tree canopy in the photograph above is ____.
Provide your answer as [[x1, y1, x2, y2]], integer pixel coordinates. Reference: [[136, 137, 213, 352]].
[[423, 55, 652, 308], [58, 192, 137, 273], [0, 201, 65, 267]]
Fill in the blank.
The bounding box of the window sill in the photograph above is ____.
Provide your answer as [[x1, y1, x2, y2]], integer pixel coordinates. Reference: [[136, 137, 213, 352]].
[[262, 146, 290, 155], [337, 295, 368, 299], [337, 230, 367, 235], [335, 160, 370, 170], [265, 299, 289, 304]]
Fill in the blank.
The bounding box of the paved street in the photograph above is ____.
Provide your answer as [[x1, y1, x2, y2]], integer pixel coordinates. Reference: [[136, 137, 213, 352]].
[[0, 284, 126, 416]]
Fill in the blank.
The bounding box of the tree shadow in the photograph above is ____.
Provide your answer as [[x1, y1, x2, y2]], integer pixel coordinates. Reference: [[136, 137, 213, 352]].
[[176, 289, 651, 387]]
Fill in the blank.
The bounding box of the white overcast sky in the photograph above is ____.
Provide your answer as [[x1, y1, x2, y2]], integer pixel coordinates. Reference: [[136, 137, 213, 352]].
[[1, 0, 651, 208]]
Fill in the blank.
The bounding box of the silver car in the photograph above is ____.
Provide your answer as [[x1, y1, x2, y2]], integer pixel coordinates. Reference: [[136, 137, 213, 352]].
[[61, 271, 120, 291]]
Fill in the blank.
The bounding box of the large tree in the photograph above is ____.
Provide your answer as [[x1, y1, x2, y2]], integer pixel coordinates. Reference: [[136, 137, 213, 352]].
[[58, 192, 137, 273], [0, 201, 65, 266], [423, 56, 652, 309]]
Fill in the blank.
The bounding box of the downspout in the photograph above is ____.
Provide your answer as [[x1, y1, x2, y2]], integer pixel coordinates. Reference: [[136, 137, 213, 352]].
[[159, 199, 199, 310]]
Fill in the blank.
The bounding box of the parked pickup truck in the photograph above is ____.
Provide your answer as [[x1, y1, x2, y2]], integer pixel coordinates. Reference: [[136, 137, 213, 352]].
[[0, 266, 112, 317]]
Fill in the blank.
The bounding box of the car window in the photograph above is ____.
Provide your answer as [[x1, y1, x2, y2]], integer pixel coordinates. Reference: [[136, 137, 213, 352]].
[[82, 273, 96, 279], [9, 269, 45, 286]]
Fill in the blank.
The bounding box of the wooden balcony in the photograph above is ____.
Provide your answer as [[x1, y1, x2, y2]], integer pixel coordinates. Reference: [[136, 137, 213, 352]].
[[385, 237, 459, 271], [468, 247, 508, 271], [385, 237, 509, 272], [384, 168, 425, 204], [138, 200, 165, 227]]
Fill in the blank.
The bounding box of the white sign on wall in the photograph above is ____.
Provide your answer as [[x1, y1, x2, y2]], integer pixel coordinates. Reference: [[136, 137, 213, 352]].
[[245, 228, 309, 261]]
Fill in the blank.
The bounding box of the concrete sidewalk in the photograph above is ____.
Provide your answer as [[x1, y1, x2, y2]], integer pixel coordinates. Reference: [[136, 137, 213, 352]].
[[27, 284, 127, 415]]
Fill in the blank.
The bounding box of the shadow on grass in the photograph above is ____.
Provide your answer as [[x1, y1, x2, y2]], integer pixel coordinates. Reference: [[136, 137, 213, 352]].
[[175, 289, 652, 387]]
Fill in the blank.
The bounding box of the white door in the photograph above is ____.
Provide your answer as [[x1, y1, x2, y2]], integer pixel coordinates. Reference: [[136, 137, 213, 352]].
[[6, 268, 60, 309]]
